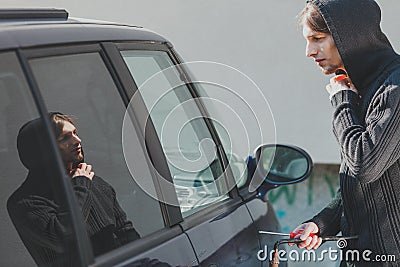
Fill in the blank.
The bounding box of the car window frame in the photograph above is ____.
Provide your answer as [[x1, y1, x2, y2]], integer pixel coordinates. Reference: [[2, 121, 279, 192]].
[[110, 43, 244, 219], [118, 43, 239, 191], [101, 42, 183, 226]]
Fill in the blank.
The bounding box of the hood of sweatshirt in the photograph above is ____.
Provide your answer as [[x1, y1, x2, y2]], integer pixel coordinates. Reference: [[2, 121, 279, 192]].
[[17, 116, 57, 172], [308, 0, 399, 91], [15, 115, 62, 196]]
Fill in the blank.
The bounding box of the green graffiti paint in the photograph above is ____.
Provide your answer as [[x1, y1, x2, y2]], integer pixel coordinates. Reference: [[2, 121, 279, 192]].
[[269, 184, 297, 205], [268, 167, 339, 206], [324, 174, 337, 198], [308, 173, 314, 206]]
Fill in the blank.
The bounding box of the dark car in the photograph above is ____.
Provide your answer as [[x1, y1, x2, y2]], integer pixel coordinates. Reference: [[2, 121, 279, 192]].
[[0, 9, 312, 267]]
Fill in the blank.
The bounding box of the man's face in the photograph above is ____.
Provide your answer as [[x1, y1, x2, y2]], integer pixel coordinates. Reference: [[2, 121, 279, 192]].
[[57, 121, 83, 167], [302, 23, 344, 75]]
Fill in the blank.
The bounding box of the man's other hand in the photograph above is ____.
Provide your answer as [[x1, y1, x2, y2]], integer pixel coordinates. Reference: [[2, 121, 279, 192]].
[[71, 163, 94, 180], [326, 75, 357, 99]]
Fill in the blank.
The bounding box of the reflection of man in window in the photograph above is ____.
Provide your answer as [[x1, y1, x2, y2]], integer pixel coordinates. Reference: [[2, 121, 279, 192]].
[[7, 112, 140, 266]]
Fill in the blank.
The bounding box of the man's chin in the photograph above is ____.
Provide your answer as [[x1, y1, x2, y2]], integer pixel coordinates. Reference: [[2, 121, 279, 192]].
[[72, 154, 83, 166], [321, 68, 336, 75], [321, 65, 344, 75]]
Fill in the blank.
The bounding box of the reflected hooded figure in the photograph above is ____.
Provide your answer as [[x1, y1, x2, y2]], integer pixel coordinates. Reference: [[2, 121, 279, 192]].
[[7, 113, 140, 267]]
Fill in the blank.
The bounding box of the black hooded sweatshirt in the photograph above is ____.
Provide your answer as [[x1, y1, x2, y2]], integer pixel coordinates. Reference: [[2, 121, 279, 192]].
[[7, 117, 140, 267], [306, 0, 400, 266]]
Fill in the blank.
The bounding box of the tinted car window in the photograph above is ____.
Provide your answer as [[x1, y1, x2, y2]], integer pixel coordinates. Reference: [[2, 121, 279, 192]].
[[122, 50, 229, 217], [0, 52, 78, 266], [28, 50, 165, 253], [192, 82, 250, 190]]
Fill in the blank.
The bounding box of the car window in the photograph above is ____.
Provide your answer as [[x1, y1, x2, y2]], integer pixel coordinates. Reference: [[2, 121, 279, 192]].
[[121, 50, 229, 217], [0, 52, 80, 266], [28, 50, 165, 256], [193, 83, 249, 189]]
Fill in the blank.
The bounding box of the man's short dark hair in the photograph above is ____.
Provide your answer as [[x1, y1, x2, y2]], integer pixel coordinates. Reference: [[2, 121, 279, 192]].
[[298, 2, 330, 34]]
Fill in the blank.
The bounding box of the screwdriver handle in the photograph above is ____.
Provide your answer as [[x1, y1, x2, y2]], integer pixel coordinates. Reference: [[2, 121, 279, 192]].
[[290, 230, 317, 239], [334, 74, 347, 82]]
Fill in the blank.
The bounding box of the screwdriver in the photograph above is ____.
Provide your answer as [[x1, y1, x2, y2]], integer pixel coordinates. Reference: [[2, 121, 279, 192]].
[[334, 69, 348, 82], [259, 230, 317, 239]]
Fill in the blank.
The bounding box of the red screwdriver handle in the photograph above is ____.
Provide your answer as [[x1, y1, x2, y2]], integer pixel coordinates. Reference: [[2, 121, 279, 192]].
[[334, 74, 347, 82], [290, 230, 317, 239]]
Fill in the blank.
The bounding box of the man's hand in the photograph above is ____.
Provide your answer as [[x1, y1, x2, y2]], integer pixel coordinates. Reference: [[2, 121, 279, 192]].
[[288, 222, 322, 250], [71, 163, 94, 180], [326, 75, 357, 99]]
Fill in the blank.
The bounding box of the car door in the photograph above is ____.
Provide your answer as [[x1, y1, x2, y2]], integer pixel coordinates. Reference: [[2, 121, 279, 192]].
[[22, 44, 199, 267], [115, 43, 263, 266]]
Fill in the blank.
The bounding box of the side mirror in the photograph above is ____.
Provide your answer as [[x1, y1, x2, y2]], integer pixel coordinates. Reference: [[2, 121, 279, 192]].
[[255, 144, 313, 185]]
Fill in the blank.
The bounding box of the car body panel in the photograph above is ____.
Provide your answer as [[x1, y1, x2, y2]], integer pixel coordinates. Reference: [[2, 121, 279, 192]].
[[95, 231, 198, 267], [185, 204, 261, 266], [0, 22, 167, 50]]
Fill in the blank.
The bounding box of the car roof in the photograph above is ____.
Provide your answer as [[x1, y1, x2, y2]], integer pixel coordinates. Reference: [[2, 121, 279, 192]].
[[0, 9, 169, 51]]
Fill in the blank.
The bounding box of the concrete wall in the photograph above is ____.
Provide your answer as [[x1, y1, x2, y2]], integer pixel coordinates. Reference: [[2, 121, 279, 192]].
[[1, 0, 399, 164]]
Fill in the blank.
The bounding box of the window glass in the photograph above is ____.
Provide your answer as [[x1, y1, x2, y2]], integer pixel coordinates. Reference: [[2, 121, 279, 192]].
[[122, 50, 228, 217], [183, 62, 276, 192], [29, 51, 164, 257], [0, 52, 79, 266], [194, 84, 249, 189]]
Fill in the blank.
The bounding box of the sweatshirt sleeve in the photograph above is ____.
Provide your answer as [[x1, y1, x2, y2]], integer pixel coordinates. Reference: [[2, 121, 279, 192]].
[[308, 188, 343, 237], [8, 194, 75, 254], [330, 83, 400, 184], [7, 176, 93, 253], [112, 188, 140, 245], [71, 175, 93, 222]]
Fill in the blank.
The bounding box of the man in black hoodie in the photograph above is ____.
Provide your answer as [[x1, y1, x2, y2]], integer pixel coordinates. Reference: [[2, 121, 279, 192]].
[[7, 113, 140, 266], [292, 0, 400, 266]]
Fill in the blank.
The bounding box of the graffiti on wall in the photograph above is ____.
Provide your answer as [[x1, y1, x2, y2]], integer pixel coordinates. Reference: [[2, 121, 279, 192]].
[[269, 164, 339, 233], [269, 173, 337, 206]]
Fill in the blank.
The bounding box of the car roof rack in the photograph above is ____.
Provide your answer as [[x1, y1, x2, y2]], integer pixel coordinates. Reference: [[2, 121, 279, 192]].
[[0, 9, 68, 20]]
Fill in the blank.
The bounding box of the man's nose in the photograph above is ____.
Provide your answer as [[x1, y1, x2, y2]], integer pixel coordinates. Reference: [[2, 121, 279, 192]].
[[72, 134, 81, 144], [306, 42, 317, 57]]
